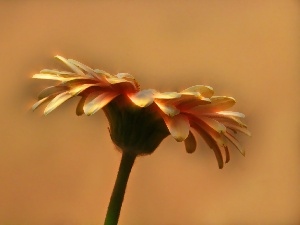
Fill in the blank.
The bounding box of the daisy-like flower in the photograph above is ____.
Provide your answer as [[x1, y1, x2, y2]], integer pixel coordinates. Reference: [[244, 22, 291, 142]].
[[32, 55, 139, 116], [32, 56, 250, 225], [128, 87, 251, 168]]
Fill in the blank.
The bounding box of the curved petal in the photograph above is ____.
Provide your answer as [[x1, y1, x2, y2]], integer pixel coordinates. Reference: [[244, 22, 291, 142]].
[[224, 146, 230, 163], [217, 111, 245, 118], [201, 113, 247, 128], [155, 101, 180, 117], [32, 96, 53, 111], [199, 117, 226, 133], [222, 123, 251, 136], [191, 96, 236, 113], [38, 86, 69, 100], [128, 89, 155, 107], [55, 56, 85, 76], [184, 131, 197, 153], [154, 92, 181, 99], [162, 114, 190, 142], [192, 122, 224, 169], [76, 95, 88, 116], [44, 92, 73, 115], [224, 132, 245, 156], [69, 83, 102, 96], [68, 59, 100, 79], [181, 85, 214, 98], [83, 92, 119, 116], [40, 69, 74, 75]]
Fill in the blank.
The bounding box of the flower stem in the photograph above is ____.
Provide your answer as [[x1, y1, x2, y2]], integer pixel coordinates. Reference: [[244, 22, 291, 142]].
[[104, 152, 136, 225]]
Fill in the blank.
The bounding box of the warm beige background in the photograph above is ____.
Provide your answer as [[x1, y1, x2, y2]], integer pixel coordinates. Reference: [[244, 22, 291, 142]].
[[0, 1, 299, 225]]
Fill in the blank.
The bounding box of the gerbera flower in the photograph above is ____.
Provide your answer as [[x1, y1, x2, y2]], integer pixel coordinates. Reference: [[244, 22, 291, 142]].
[[127, 87, 251, 168], [32, 55, 139, 116], [31, 56, 250, 225]]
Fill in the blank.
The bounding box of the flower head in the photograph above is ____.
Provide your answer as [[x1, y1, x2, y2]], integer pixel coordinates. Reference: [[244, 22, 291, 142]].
[[32, 56, 250, 168]]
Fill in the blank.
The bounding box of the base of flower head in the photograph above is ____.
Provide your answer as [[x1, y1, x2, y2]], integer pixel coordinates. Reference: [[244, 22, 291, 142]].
[[103, 95, 170, 156]]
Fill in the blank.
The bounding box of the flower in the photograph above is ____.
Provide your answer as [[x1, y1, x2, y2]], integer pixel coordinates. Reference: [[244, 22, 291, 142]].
[[32, 56, 250, 168], [32, 55, 139, 115], [128, 87, 251, 168]]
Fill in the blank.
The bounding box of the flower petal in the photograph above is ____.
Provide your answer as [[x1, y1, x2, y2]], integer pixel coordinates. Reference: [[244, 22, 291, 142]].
[[76, 95, 87, 116], [184, 131, 197, 153], [154, 92, 181, 99], [181, 85, 214, 98], [68, 59, 100, 79], [32, 96, 53, 111], [222, 123, 251, 136], [38, 86, 69, 100], [44, 92, 73, 115], [223, 132, 245, 156], [191, 96, 236, 113], [202, 113, 247, 128], [224, 145, 230, 163], [199, 117, 226, 133], [128, 89, 155, 107], [155, 101, 180, 117], [68, 84, 103, 96], [217, 111, 245, 118], [163, 114, 190, 142], [55, 55, 85, 76], [83, 92, 119, 116], [192, 123, 224, 169]]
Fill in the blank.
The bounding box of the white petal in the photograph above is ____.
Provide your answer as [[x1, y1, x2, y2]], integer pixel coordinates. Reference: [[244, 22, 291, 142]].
[[154, 92, 181, 99]]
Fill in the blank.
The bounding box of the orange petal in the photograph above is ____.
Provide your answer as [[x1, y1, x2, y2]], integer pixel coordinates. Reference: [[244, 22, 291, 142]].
[[222, 123, 251, 136], [32, 96, 53, 111], [83, 92, 119, 116], [199, 117, 226, 133], [68, 59, 100, 79], [181, 85, 214, 98], [44, 92, 73, 115], [201, 113, 247, 128], [155, 101, 180, 117], [184, 131, 197, 153], [69, 84, 102, 96], [224, 145, 230, 163], [55, 56, 85, 76], [217, 111, 245, 118], [38, 86, 69, 100], [128, 89, 155, 107], [163, 114, 190, 142], [223, 132, 245, 156], [192, 123, 224, 169], [40, 69, 74, 75], [191, 96, 236, 113], [76, 95, 88, 116], [154, 92, 181, 99]]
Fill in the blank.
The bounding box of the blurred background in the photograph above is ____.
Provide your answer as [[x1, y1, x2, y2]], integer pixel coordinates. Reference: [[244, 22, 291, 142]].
[[0, 1, 299, 224]]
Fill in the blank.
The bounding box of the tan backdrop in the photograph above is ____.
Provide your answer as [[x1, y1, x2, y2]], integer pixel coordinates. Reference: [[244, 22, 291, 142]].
[[0, 1, 299, 224]]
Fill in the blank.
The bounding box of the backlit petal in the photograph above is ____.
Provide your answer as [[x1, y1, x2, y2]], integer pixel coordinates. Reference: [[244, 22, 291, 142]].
[[44, 92, 73, 115], [128, 89, 155, 107], [38, 86, 69, 100], [154, 92, 181, 99], [181, 85, 214, 98], [199, 117, 226, 133], [55, 56, 85, 76], [217, 111, 245, 118], [163, 114, 190, 142], [84, 92, 119, 116], [68, 59, 99, 79], [155, 101, 180, 117], [191, 96, 236, 113]]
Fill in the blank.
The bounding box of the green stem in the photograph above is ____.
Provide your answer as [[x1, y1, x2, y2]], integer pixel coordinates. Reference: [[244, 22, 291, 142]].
[[104, 152, 136, 225]]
